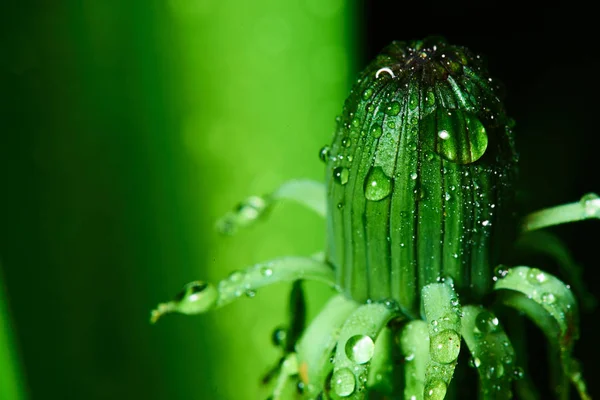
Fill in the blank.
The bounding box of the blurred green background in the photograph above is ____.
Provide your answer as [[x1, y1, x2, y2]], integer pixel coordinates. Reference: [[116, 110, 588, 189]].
[[1, 1, 599, 400], [1, 1, 356, 399]]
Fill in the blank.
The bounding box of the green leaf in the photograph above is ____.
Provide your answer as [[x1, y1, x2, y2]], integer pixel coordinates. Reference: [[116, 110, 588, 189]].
[[461, 305, 517, 399], [494, 266, 590, 400], [398, 320, 430, 400], [330, 303, 396, 399], [295, 294, 359, 398], [421, 281, 462, 400], [150, 254, 334, 323]]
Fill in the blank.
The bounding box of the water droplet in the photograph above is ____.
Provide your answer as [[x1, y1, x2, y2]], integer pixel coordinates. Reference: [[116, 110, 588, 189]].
[[387, 120, 396, 129], [333, 167, 349, 185], [245, 289, 256, 298], [481, 220, 490, 227], [410, 172, 418, 180], [173, 281, 218, 315], [371, 125, 383, 138], [426, 91, 435, 107], [475, 311, 500, 334], [580, 193, 600, 217], [445, 193, 452, 201], [260, 266, 273, 277], [424, 379, 447, 400], [526, 268, 547, 285], [229, 270, 244, 282], [362, 88, 373, 100], [432, 109, 489, 164], [364, 166, 393, 201], [409, 96, 419, 110], [332, 368, 356, 397], [430, 329, 461, 364], [345, 335, 375, 364], [469, 357, 481, 368], [425, 151, 435, 161], [341, 137, 352, 148], [337, 202, 344, 209], [385, 101, 401, 116], [541, 292, 556, 304], [512, 367, 524, 380], [438, 130, 450, 140], [319, 146, 330, 162], [271, 327, 287, 347]]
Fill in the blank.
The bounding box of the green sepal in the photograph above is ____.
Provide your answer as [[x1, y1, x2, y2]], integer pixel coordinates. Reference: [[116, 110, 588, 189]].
[[398, 320, 430, 400], [150, 254, 334, 323], [216, 179, 326, 234], [295, 294, 359, 399], [494, 266, 590, 400], [461, 305, 517, 399], [330, 303, 396, 399], [421, 281, 462, 399]]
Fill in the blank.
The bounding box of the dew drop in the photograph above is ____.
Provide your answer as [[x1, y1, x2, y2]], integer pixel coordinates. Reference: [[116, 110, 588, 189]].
[[345, 335, 375, 365], [333, 167, 349, 185], [445, 193, 452, 201], [541, 292, 556, 304], [424, 379, 447, 400], [410, 172, 418, 180], [526, 268, 547, 285], [362, 87, 373, 100], [580, 193, 600, 217], [173, 281, 218, 315], [371, 125, 383, 138], [430, 329, 461, 364], [409, 96, 419, 110], [271, 327, 287, 347], [245, 289, 256, 298], [512, 367, 524, 380], [426, 91, 435, 107], [475, 311, 500, 334], [387, 120, 396, 129], [319, 146, 330, 162], [385, 101, 401, 116], [364, 166, 393, 201], [228, 270, 244, 282], [341, 137, 352, 148], [432, 109, 489, 164], [260, 266, 273, 277], [332, 368, 356, 397], [481, 220, 490, 227]]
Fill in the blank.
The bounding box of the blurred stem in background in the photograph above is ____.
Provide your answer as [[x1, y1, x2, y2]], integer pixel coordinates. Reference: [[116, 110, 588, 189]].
[[0, 0, 355, 399], [0, 266, 26, 400], [170, 1, 356, 398]]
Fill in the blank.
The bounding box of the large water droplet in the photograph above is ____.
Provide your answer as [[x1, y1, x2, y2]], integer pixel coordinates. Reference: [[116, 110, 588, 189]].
[[424, 379, 447, 400], [432, 109, 488, 164], [332, 368, 355, 397], [364, 166, 393, 201], [526, 268, 547, 285], [371, 124, 383, 138], [385, 101, 401, 116], [430, 329, 461, 364], [362, 87, 373, 100], [580, 193, 600, 217], [541, 292, 556, 304], [333, 167, 349, 185], [174, 281, 218, 315], [475, 311, 500, 334], [344, 335, 375, 364], [319, 146, 330, 162]]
